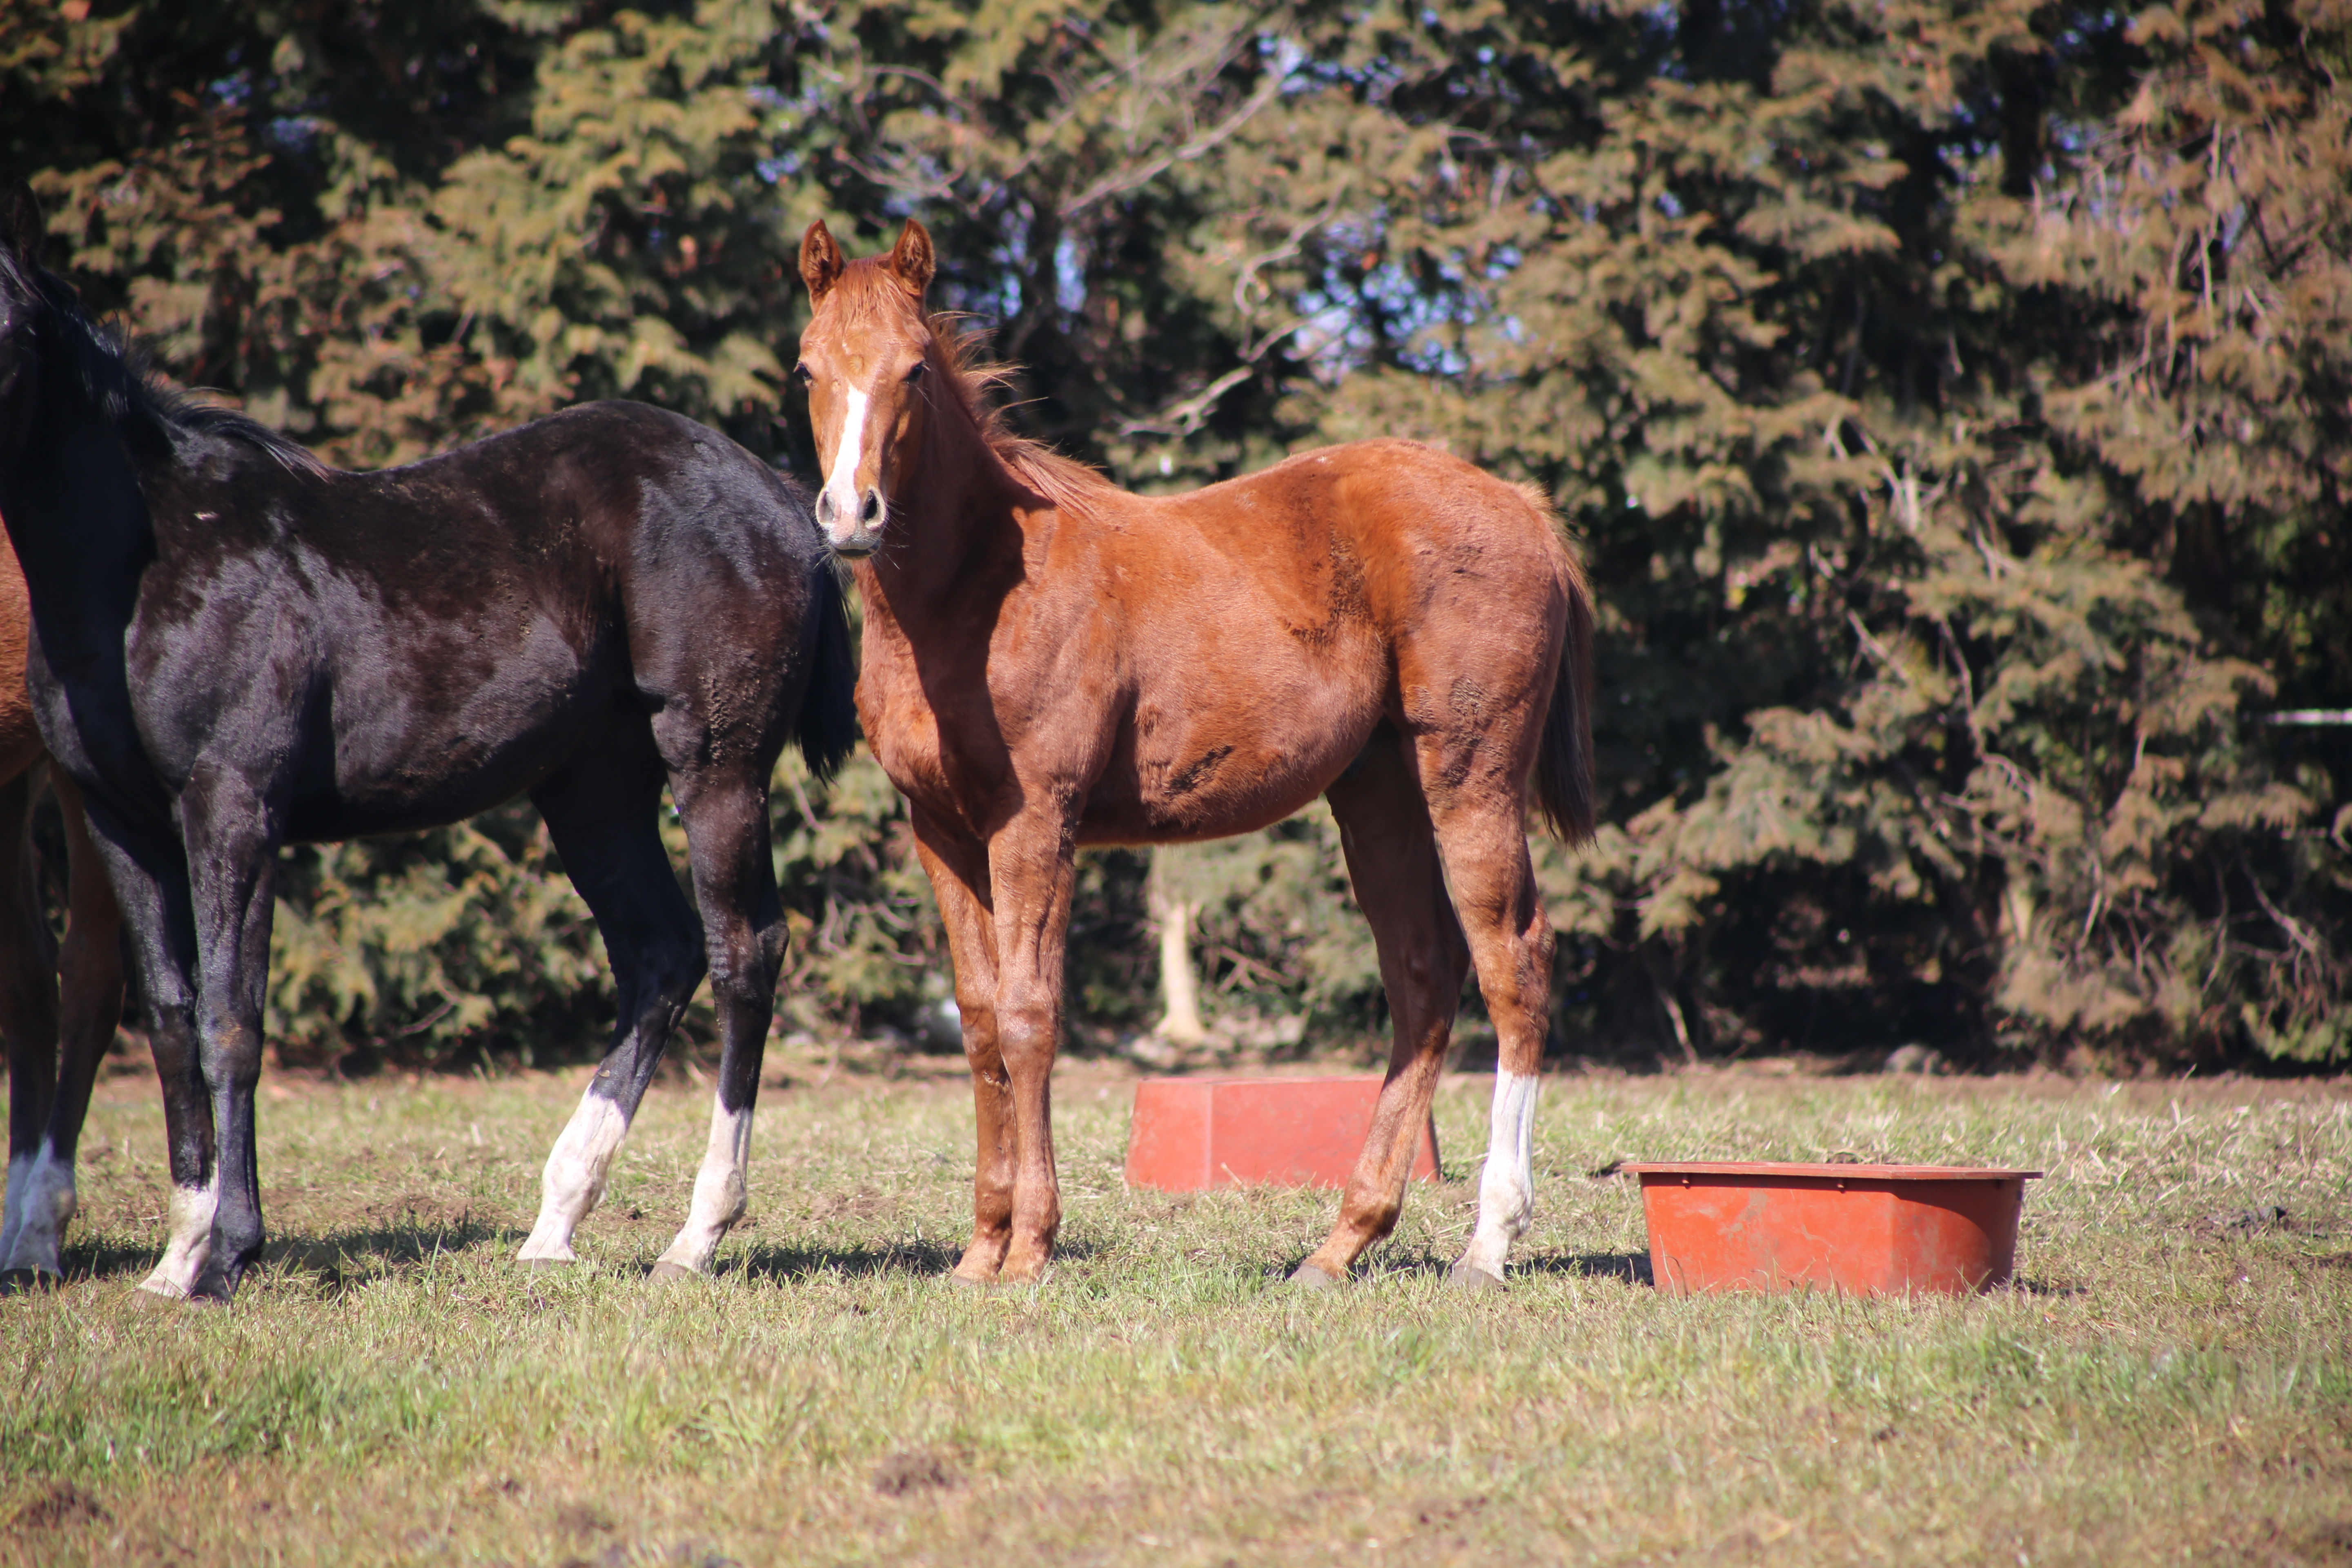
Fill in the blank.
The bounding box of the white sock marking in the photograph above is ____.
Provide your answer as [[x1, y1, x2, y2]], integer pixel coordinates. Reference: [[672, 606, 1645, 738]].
[[517, 1089, 630, 1263], [138, 1173, 219, 1300], [0, 1154, 27, 1267], [1454, 1071, 1539, 1281], [820, 387, 870, 546], [655, 1100, 755, 1276], [0, 1143, 78, 1276]]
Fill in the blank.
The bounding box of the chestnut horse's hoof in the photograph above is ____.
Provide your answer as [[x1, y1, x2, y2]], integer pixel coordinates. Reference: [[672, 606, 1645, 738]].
[[944, 1270, 995, 1289], [1286, 1261, 1345, 1290], [647, 1260, 698, 1282], [1447, 1262, 1506, 1292]]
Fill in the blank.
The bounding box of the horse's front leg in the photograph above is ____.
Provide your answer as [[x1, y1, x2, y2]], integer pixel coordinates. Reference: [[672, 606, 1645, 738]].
[[0, 766, 61, 1282], [0, 771, 126, 1283], [910, 811, 1011, 1284], [176, 766, 283, 1303], [985, 817, 1079, 1285]]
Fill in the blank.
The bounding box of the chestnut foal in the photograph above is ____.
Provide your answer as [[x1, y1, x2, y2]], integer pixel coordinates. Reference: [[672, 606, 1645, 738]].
[[795, 220, 1596, 1288]]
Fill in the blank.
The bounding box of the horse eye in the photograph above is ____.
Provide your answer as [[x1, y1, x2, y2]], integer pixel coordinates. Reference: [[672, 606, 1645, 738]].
[[904, 361, 927, 383], [793, 363, 814, 385]]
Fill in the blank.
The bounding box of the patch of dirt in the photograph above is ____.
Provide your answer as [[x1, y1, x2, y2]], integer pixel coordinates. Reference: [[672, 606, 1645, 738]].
[[553, 1502, 614, 1537], [808, 1192, 892, 1222], [872, 1448, 960, 1498], [8, 1481, 108, 1531]]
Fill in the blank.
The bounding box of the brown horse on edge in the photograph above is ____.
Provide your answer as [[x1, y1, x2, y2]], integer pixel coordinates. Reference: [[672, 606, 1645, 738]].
[[795, 220, 1596, 1288], [0, 537, 125, 1284]]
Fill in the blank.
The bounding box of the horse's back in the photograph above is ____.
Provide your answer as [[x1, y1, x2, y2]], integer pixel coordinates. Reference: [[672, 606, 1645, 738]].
[[1047, 440, 1568, 842], [138, 400, 826, 835]]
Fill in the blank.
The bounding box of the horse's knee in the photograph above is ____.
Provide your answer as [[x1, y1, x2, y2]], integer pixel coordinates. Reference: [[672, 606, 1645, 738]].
[[704, 923, 781, 1006]]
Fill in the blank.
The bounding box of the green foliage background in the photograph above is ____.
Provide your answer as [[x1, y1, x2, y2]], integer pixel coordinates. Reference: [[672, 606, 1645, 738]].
[[5, 0, 2346, 1068]]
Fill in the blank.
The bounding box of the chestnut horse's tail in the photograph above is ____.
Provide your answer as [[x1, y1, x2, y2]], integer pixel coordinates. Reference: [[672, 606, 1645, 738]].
[[1531, 498, 1598, 846]]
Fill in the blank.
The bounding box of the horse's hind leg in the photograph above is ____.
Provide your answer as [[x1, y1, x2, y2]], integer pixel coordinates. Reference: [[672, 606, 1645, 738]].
[[518, 739, 706, 1267], [0, 765, 60, 1281], [650, 764, 786, 1280], [0, 772, 125, 1281], [1421, 768, 1555, 1290], [1294, 733, 1470, 1286]]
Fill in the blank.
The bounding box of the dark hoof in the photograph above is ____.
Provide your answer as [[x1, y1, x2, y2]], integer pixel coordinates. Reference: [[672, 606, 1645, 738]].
[[1448, 1263, 1506, 1292], [1286, 1261, 1344, 1290], [0, 1268, 59, 1296], [646, 1260, 697, 1283]]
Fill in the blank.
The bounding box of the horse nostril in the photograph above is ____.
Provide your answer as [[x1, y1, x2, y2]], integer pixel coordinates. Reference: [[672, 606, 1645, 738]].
[[815, 490, 835, 526], [859, 489, 883, 525]]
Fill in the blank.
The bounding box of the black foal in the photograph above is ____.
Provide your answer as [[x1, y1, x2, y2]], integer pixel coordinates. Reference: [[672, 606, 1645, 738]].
[[0, 187, 855, 1302]]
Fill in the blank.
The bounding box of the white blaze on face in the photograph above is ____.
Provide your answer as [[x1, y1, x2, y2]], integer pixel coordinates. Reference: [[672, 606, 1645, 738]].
[[654, 1099, 755, 1276], [517, 1088, 631, 1264], [1453, 1070, 1539, 1282], [138, 1172, 220, 1300], [0, 1143, 79, 1277], [820, 385, 871, 543]]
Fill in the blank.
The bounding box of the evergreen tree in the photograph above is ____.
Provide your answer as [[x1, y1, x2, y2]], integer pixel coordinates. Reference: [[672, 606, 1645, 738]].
[[7, 0, 2340, 1066]]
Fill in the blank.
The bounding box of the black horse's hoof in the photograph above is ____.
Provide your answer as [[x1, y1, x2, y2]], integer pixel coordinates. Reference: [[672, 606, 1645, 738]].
[[1447, 1262, 1506, 1292], [1286, 1261, 1344, 1290], [0, 1267, 59, 1296]]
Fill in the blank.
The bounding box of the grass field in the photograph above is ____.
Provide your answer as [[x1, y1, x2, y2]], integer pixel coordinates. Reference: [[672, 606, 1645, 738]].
[[2, 1051, 2348, 1566]]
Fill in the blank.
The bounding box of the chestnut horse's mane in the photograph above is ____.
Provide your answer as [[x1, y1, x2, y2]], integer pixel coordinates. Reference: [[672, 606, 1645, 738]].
[[921, 309, 1117, 514]]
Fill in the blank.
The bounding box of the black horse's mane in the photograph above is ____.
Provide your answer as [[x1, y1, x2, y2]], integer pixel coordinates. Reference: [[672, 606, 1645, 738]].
[[1, 245, 326, 478]]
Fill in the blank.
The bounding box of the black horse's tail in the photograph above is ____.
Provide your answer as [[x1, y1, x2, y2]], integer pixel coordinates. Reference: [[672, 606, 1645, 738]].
[[794, 561, 860, 785]]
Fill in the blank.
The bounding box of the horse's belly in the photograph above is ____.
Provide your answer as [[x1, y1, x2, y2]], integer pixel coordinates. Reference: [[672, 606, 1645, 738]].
[[1079, 721, 1367, 845], [299, 622, 615, 836]]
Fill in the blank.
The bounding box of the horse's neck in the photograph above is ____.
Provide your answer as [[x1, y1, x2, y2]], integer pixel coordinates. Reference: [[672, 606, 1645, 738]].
[[869, 401, 1034, 619], [0, 379, 156, 653]]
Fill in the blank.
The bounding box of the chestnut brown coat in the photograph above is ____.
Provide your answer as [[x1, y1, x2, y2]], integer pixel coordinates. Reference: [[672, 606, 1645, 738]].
[[796, 220, 1595, 1287]]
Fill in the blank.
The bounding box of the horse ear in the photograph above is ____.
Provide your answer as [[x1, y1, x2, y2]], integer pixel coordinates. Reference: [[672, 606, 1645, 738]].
[[0, 183, 42, 260], [887, 219, 934, 304], [800, 219, 846, 307]]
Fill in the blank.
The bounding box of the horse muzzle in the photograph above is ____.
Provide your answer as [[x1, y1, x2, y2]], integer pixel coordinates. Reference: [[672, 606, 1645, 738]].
[[815, 484, 886, 557]]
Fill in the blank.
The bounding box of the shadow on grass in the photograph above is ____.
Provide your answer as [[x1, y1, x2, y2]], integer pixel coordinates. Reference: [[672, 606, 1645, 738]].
[[42, 1218, 506, 1294], [1519, 1251, 1656, 1287], [269, 1217, 503, 1288], [729, 1238, 969, 1283], [1313, 1250, 1656, 1289], [727, 1233, 1116, 1285]]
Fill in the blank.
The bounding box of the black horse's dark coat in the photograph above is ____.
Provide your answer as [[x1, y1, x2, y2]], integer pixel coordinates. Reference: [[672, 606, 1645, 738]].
[[0, 186, 855, 1299]]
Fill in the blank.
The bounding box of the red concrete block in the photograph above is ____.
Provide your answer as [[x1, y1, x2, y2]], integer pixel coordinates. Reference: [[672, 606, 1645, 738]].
[[1124, 1076, 1441, 1192], [1625, 1161, 2042, 1296]]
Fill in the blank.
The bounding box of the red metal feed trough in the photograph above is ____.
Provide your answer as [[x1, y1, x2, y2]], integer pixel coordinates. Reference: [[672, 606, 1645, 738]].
[[1624, 1161, 2042, 1296]]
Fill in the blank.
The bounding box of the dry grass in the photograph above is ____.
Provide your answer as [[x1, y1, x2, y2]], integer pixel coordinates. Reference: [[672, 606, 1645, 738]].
[[2, 1053, 2348, 1566]]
